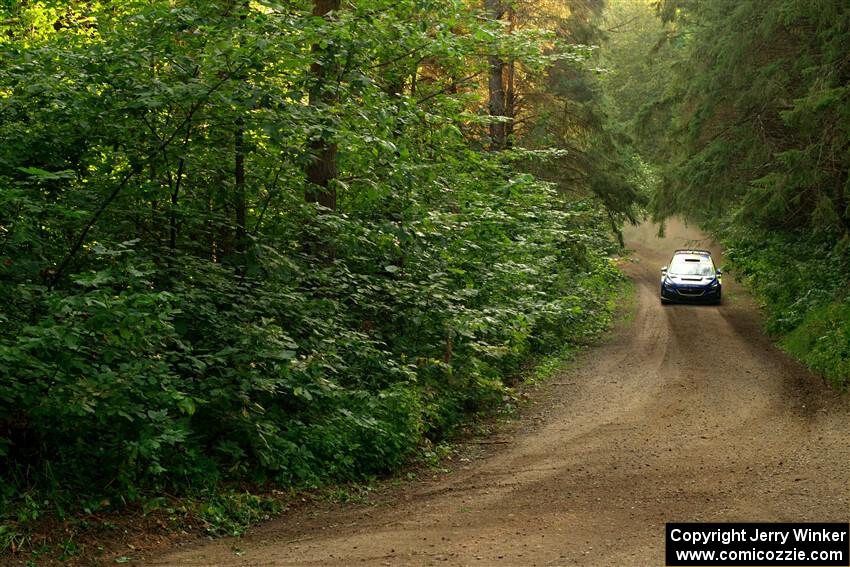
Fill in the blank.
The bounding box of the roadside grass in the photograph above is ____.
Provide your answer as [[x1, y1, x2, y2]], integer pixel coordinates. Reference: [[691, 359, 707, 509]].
[[0, 489, 288, 565], [721, 228, 849, 391], [780, 298, 850, 390]]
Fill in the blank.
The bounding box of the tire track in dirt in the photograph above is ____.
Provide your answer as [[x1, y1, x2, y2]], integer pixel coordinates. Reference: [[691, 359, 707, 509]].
[[149, 219, 850, 567]]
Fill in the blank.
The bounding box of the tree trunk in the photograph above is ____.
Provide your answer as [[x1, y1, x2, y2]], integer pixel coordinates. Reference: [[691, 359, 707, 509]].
[[305, 138, 337, 211], [505, 59, 515, 148], [234, 117, 246, 253], [305, 0, 341, 211], [504, 7, 516, 148], [233, 1, 249, 257], [171, 126, 190, 251], [486, 0, 507, 151]]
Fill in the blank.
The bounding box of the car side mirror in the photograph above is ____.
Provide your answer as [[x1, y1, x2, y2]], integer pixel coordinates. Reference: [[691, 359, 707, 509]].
[[716, 269, 722, 276], [661, 266, 668, 274]]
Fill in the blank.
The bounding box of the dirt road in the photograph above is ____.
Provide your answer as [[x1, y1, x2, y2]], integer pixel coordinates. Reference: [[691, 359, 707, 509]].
[[150, 220, 850, 566]]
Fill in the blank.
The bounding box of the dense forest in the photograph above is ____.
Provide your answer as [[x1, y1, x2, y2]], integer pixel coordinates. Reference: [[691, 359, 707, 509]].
[[2, 0, 848, 554], [0, 0, 642, 541], [602, 0, 850, 388]]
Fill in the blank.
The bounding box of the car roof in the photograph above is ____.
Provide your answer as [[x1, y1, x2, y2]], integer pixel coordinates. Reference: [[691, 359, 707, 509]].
[[672, 249, 712, 256]]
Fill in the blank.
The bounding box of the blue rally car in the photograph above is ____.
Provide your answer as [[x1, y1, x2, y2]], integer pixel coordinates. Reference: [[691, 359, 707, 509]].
[[660, 249, 722, 304]]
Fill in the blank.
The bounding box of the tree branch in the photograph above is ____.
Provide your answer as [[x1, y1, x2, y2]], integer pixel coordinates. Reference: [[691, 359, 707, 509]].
[[49, 50, 260, 288], [416, 71, 485, 104]]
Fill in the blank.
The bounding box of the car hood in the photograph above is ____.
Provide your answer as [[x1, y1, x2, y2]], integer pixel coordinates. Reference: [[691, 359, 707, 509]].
[[667, 274, 716, 284]]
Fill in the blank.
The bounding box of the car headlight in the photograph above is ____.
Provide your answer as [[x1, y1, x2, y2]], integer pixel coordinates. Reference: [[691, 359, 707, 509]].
[[710, 279, 720, 287]]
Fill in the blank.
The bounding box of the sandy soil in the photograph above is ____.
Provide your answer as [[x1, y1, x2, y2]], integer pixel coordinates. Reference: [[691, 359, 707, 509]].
[[147, 219, 850, 567]]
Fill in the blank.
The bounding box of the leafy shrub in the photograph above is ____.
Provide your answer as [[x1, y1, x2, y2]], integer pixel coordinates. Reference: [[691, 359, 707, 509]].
[[723, 228, 849, 390], [0, 0, 630, 534]]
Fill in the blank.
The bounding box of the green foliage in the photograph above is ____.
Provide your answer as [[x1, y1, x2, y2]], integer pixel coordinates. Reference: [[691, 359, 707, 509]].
[[518, 3, 648, 227], [723, 228, 850, 389], [0, 0, 635, 541], [782, 299, 850, 390], [638, 0, 850, 234], [199, 492, 281, 537]]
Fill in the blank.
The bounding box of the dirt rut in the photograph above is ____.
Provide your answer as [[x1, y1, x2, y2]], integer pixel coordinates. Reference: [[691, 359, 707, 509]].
[[150, 220, 850, 566]]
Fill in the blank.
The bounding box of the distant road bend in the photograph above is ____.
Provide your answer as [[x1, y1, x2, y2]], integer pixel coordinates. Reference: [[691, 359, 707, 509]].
[[151, 220, 850, 567]]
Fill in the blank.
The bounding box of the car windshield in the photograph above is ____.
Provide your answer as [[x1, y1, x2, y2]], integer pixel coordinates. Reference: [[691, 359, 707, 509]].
[[669, 255, 715, 276]]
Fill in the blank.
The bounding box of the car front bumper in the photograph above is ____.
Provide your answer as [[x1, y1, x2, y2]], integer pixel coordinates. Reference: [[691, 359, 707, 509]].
[[661, 283, 721, 303]]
